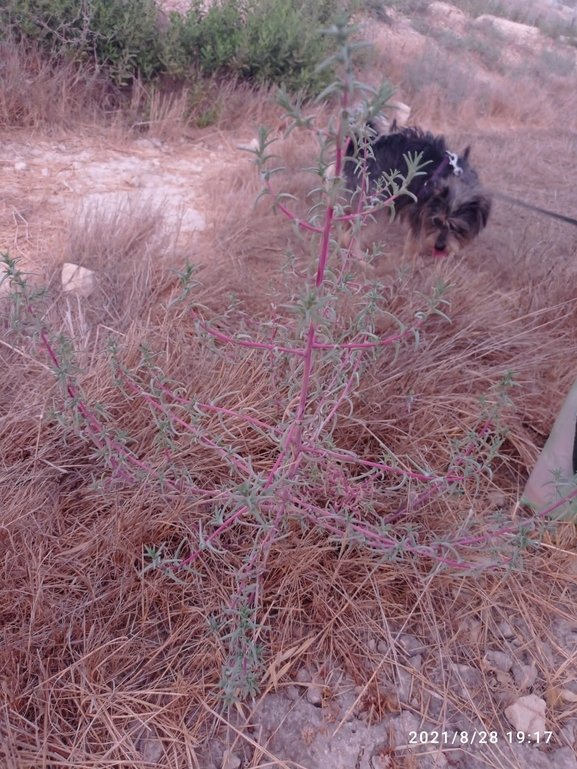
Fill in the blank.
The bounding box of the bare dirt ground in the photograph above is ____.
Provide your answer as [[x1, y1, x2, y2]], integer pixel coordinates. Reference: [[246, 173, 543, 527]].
[[0, 130, 252, 282], [3, 6, 577, 769]]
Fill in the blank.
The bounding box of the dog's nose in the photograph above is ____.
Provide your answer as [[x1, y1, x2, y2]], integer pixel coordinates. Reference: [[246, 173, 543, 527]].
[[434, 235, 447, 251]]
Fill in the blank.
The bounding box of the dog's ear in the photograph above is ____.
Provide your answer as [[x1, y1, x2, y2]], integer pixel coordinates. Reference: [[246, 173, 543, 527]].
[[459, 193, 492, 232], [462, 146, 471, 163]]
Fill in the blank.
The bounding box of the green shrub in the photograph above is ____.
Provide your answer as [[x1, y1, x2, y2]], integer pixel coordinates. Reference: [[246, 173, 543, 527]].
[[170, 0, 343, 93], [0, 0, 165, 85], [1, 0, 348, 94]]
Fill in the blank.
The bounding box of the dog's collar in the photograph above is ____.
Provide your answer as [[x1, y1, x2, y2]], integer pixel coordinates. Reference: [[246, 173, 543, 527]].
[[446, 151, 463, 176]]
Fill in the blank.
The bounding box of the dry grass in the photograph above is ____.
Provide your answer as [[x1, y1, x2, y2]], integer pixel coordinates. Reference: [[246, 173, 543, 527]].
[[2, 19, 577, 769], [0, 41, 116, 131]]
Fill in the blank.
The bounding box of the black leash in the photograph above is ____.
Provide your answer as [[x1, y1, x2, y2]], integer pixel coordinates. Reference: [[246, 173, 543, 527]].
[[491, 191, 577, 228]]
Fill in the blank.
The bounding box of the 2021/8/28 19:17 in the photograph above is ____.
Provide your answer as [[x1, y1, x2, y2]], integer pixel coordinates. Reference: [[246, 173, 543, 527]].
[[408, 730, 554, 745]]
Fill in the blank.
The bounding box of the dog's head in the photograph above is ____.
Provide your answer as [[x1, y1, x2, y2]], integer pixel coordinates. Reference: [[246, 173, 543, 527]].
[[409, 177, 492, 257]]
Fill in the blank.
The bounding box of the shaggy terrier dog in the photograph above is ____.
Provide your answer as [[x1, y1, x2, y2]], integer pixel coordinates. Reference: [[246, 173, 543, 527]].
[[342, 122, 492, 258]]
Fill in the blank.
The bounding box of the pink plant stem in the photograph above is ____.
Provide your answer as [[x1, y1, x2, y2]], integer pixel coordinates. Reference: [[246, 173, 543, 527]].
[[198, 315, 426, 353], [121, 374, 253, 479], [265, 188, 323, 234], [158, 384, 282, 435], [177, 504, 250, 568], [196, 320, 304, 356], [382, 419, 497, 523], [34, 311, 217, 494], [39, 329, 141, 484], [312, 319, 425, 349], [290, 496, 481, 569], [310, 349, 363, 440], [300, 445, 451, 482]]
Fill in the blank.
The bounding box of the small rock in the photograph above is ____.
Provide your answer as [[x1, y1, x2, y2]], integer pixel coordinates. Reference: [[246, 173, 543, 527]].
[[368, 638, 376, 652], [409, 654, 422, 672], [377, 640, 390, 654], [14, 161, 27, 171], [457, 618, 482, 645], [494, 670, 512, 687], [540, 641, 555, 667], [41, 167, 49, 177], [560, 689, 577, 703], [295, 667, 311, 684], [398, 634, 427, 656], [306, 674, 323, 707], [237, 137, 259, 151], [397, 667, 413, 703], [512, 662, 538, 690], [452, 663, 482, 690], [498, 621, 516, 639], [483, 650, 513, 673], [221, 752, 241, 769], [444, 748, 467, 766], [284, 684, 300, 701], [128, 175, 142, 188], [389, 710, 421, 746], [504, 694, 546, 736], [61, 263, 95, 297]]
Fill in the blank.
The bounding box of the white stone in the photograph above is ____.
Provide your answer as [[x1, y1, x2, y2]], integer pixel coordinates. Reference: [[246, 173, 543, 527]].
[[61, 263, 95, 297], [306, 682, 323, 706], [483, 650, 513, 673], [14, 161, 27, 172], [498, 621, 515, 639], [237, 137, 259, 151], [512, 662, 538, 690], [504, 694, 546, 736], [561, 689, 577, 703]]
